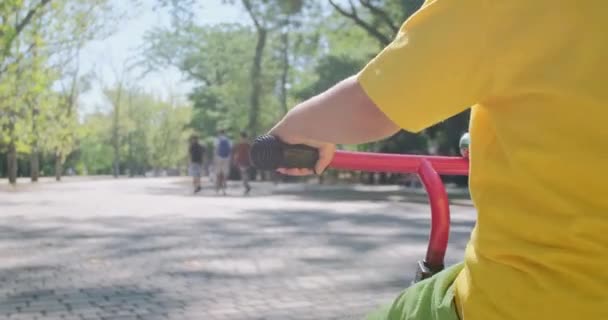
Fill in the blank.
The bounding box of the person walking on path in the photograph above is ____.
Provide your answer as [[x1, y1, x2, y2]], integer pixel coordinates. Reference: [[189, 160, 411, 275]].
[[233, 131, 252, 195], [214, 129, 232, 195], [188, 135, 205, 193]]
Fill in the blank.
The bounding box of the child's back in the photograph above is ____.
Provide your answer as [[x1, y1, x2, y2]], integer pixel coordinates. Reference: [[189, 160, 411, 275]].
[[357, 1, 608, 318], [269, 1, 608, 318], [449, 2, 608, 319]]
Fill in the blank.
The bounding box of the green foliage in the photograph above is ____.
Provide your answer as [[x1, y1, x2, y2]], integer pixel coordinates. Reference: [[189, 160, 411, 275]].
[[0, 0, 120, 182], [295, 55, 365, 99], [142, 22, 278, 137], [77, 112, 113, 174], [142, 0, 469, 160], [1, 0, 470, 183], [326, 0, 467, 156], [78, 88, 192, 175]]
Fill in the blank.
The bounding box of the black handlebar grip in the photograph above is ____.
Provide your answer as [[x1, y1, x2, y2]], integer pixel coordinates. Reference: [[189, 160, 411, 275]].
[[250, 135, 319, 170]]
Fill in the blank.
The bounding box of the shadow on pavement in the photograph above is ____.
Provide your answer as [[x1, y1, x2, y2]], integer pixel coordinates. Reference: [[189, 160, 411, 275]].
[[0, 185, 475, 319], [0, 264, 185, 319], [143, 180, 473, 208], [272, 185, 471, 203]]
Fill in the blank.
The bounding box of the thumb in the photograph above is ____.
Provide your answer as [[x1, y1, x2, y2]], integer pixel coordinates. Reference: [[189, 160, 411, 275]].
[[314, 143, 336, 175]]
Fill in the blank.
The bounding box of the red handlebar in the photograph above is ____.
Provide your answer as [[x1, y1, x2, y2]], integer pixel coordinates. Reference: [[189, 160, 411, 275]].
[[331, 151, 469, 176], [328, 151, 469, 270]]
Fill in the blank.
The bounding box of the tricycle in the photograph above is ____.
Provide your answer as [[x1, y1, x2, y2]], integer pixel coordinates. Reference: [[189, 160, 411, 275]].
[[249, 134, 470, 282]]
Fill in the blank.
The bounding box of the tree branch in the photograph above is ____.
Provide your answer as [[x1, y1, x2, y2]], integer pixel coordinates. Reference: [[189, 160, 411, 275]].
[[0, 42, 37, 76], [241, 0, 262, 30], [183, 68, 211, 86], [328, 0, 391, 46], [358, 0, 399, 33], [64, 49, 82, 117], [1, 0, 53, 59]]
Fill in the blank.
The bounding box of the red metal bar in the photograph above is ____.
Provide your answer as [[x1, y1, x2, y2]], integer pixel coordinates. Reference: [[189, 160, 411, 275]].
[[327, 151, 469, 269], [330, 151, 469, 176], [417, 159, 451, 267]]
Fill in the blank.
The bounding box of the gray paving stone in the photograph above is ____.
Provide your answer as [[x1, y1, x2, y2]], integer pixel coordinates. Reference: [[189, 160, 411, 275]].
[[0, 177, 475, 319]]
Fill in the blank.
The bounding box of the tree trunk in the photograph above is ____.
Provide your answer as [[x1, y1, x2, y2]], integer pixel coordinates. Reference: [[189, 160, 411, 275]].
[[55, 153, 62, 181], [112, 126, 120, 177], [247, 28, 267, 137], [112, 90, 122, 178], [7, 142, 17, 185], [31, 109, 40, 182], [279, 27, 290, 115], [30, 150, 39, 182], [127, 133, 134, 177], [113, 157, 120, 178]]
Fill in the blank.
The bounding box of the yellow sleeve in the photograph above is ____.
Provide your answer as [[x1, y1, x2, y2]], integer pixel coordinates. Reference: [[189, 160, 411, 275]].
[[358, 0, 490, 133]]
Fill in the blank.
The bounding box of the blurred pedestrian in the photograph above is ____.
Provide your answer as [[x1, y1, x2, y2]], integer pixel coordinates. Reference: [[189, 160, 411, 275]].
[[233, 131, 252, 195], [213, 129, 232, 195], [188, 134, 205, 193]]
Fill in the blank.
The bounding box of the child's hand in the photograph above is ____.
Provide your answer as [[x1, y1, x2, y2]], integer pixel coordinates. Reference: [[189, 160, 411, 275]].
[[268, 127, 335, 176], [263, 76, 397, 176]]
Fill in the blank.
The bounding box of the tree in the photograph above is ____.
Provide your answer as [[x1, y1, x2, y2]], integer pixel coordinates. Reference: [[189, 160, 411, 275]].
[[0, 0, 53, 184], [142, 0, 467, 173], [148, 98, 191, 173], [0, 0, 53, 77], [148, 0, 319, 137], [142, 23, 261, 137], [328, 0, 469, 158], [77, 88, 192, 176], [273, 1, 321, 115], [222, 0, 311, 135], [0, 0, 116, 184], [328, 0, 423, 47], [100, 64, 131, 178], [77, 111, 113, 174], [239, 0, 267, 136], [26, 24, 52, 182], [48, 0, 115, 181]]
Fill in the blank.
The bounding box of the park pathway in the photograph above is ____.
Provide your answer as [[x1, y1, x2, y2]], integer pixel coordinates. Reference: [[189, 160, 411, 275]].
[[0, 178, 475, 319]]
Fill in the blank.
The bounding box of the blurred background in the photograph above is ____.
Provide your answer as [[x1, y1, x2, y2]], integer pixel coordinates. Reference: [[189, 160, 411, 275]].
[[0, 0, 469, 185]]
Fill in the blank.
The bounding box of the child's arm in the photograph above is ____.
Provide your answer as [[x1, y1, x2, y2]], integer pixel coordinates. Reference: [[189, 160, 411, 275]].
[[270, 75, 399, 144], [270, 0, 488, 176], [269, 75, 399, 176]]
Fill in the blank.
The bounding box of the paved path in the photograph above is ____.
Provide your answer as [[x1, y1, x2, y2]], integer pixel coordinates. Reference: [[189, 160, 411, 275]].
[[0, 178, 476, 319]]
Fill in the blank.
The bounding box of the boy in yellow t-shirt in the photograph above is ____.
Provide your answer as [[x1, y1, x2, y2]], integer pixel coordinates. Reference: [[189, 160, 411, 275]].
[[268, 0, 608, 319]]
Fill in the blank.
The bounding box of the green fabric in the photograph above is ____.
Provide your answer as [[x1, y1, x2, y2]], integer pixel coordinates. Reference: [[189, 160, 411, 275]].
[[367, 263, 463, 320]]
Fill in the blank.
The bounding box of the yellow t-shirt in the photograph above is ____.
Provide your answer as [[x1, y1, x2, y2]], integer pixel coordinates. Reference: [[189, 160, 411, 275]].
[[358, 0, 608, 319]]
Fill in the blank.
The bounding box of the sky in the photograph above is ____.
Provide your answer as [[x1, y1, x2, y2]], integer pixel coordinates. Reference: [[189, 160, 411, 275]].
[[78, 0, 248, 114]]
